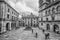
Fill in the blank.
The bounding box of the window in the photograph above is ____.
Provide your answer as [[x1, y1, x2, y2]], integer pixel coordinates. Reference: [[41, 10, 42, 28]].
[[46, 0, 51, 3], [45, 11, 47, 15], [12, 16, 14, 20], [56, 6, 60, 12], [46, 18, 48, 21], [7, 14, 9, 19], [34, 21, 35, 23], [12, 12, 13, 14], [23, 18, 24, 20], [14, 13, 15, 15], [0, 23, 1, 32], [48, 9, 50, 14], [41, 23, 43, 25], [8, 8, 10, 12], [41, 18, 43, 21], [52, 7, 55, 13], [0, 18, 2, 21], [52, 16, 54, 21], [34, 18, 35, 20]]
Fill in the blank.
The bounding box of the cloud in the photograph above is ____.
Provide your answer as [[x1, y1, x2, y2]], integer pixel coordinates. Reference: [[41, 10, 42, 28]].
[[8, 1, 15, 8], [24, 0, 39, 11], [16, 2, 33, 12], [8, 0, 39, 16]]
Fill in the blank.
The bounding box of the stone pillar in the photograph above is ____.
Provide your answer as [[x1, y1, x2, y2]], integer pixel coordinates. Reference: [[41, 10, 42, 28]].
[[9, 22, 11, 30]]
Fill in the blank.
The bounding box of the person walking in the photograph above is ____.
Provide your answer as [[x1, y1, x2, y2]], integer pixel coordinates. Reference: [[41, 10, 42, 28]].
[[35, 32, 38, 38], [42, 29, 45, 33], [45, 33, 50, 40], [32, 29, 33, 33]]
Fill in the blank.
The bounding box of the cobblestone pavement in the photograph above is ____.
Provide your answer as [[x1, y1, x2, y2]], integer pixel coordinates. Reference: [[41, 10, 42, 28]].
[[42, 30, 60, 40], [0, 27, 45, 40], [0, 27, 60, 40]]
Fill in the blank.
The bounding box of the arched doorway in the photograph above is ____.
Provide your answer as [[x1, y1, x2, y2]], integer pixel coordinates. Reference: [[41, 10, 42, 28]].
[[53, 24, 59, 33], [46, 24, 50, 30], [6, 23, 9, 31]]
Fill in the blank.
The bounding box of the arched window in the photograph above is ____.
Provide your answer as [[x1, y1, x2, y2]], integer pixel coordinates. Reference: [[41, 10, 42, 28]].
[[45, 11, 47, 15], [48, 9, 50, 14], [46, 18, 48, 21], [56, 6, 60, 12], [46, 24, 50, 30], [52, 16, 54, 21], [52, 7, 55, 13]]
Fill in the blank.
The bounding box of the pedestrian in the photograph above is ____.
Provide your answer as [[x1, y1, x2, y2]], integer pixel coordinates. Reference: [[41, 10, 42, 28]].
[[47, 33, 50, 39], [42, 29, 45, 33], [45, 33, 50, 40], [35, 32, 38, 38], [32, 29, 33, 33]]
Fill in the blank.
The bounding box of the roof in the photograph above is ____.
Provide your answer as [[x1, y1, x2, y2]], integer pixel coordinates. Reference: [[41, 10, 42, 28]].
[[0, 0, 19, 15], [39, 0, 60, 12], [22, 13, 39, 18], [39, 2, 49, 7]]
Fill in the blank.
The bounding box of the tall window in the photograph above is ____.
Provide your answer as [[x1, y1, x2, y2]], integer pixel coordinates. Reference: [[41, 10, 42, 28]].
[[12, 12, 13, 14], [52, 16, 54, 21], [0, 23, 1, 32], [12, 16, 14, 20], [41, 18, 43, 21], [7, 14, 9, 19], [8, 8, 10, 12], [52, 7, 55, 13], [48, 9, 50, 14], [46, 18, 48, 21], [45, 11, 47, 15], [41, 23, 43, 25], [56, 6, 60, 12]]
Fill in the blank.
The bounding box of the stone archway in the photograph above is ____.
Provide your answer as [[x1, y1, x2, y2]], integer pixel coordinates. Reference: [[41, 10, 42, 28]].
[[53, 24, 59, 33], [46, 24, 50, 30], [6, 23, 9, 31]]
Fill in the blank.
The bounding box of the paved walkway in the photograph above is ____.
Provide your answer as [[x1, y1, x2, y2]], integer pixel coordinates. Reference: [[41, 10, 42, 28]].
[[42, 30, 60, 40], [0, 27, 45, 40], [2, 27, 60, 40]]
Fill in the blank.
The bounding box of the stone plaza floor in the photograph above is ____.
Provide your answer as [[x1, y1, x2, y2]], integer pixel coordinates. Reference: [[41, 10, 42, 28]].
[[0, 27, 60, 40]]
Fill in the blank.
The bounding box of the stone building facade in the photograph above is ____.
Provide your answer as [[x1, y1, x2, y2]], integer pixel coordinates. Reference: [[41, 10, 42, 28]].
[[0, 0, 19, 34], [22, 13, 39, 27], [39, 0, 60, 33]]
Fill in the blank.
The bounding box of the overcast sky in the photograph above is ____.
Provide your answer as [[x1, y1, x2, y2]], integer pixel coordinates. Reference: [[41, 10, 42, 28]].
[[7, 0, 39, 16]]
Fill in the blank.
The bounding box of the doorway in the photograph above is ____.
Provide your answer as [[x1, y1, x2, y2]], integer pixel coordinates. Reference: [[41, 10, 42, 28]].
[[53, 24, 59, 33], [46, 24, 50, 30], [6, 23, 9, 31]]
